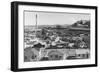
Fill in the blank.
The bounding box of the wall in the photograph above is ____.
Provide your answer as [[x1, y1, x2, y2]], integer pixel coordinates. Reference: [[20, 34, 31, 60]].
[[0, 0, 99, 73]]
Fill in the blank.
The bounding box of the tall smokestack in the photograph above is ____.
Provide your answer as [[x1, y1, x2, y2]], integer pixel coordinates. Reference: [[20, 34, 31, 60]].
[[36, 14, 37, 28], [35, 14, 38, 37]]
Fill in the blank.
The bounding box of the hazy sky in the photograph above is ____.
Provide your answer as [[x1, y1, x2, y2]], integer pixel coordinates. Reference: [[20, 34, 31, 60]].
[[24, 11, 90, 26]]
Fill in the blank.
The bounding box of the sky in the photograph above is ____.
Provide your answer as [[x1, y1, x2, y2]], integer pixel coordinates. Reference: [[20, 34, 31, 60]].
[[24, 11, 90, 26]]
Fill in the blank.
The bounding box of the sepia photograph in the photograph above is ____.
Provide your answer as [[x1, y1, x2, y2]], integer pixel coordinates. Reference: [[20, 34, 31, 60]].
[[24, 11, 90, 62]]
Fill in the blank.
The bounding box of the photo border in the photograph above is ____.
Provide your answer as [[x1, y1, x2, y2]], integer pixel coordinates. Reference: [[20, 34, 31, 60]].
[[11, 1, 98, 72]]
